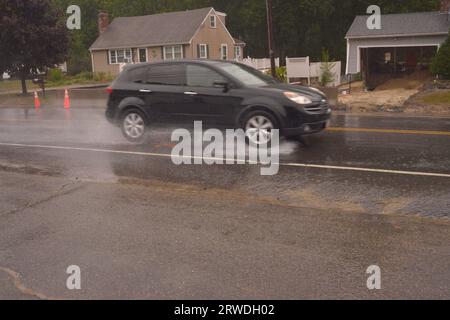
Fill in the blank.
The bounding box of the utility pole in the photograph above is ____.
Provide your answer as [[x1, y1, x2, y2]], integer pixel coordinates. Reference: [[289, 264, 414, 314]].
[[266, 0, 276, 78]]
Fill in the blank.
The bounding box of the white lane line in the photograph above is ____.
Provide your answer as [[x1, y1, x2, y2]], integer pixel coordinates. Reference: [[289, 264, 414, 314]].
[[283, 163, 450, 178], [1, 142, 450, 179]]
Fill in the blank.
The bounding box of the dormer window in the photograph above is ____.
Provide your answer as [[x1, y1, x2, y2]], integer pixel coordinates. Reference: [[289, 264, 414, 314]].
[[210, 15, 217, 28]]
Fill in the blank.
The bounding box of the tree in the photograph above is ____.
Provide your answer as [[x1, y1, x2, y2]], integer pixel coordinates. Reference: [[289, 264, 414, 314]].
[[319, 49, 336, 87], [0, 0, 70, 94], [431, 31, 450, 80]]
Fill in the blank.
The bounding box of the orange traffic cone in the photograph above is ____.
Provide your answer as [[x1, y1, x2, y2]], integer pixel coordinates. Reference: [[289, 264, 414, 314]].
[[64, 89, 70, 109], [34, 91, 41, 109]]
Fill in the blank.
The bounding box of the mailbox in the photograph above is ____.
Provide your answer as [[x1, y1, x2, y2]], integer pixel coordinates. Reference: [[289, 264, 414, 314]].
[[32, 74, 47, 97]]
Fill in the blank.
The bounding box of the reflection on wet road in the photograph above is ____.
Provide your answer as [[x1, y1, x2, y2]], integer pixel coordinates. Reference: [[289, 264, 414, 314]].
[[0, 106, 449, 220]]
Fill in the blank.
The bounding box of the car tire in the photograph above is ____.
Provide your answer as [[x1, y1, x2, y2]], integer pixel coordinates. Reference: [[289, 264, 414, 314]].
[[121, 108, 147, 143], [241, 110, 278, 146]]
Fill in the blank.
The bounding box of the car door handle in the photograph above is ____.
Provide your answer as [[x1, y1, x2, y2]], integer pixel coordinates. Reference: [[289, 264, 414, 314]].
[[184, 91, 198, 95], [139, 89, 152, 93]]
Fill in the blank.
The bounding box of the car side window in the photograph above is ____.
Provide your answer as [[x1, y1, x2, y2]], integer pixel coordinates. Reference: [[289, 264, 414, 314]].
[[186, 64, 227, 87], [146, 64, 186, 86], [128, 67, 147, 84]]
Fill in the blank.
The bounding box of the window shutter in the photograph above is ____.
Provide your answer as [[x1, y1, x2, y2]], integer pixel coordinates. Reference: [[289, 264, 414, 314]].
[[107, 51, 110, 65], [197, 44, 200, 58], [161, 47, 164, 60], [207, 45, 210, 59]]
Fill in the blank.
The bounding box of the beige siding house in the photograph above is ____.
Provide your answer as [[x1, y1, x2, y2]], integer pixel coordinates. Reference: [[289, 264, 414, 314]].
[[89, 7, 245, 76]]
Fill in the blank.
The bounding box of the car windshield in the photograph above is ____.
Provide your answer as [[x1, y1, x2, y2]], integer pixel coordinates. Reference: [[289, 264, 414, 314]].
[[215, 62, 277, 86]]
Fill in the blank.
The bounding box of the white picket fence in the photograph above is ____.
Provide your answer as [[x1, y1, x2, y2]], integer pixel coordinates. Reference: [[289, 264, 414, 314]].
[[241, 57, 280, 71]]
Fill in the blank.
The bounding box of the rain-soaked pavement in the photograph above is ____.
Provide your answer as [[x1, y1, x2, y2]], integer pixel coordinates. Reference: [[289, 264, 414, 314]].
[[0, 97, 450, 299]]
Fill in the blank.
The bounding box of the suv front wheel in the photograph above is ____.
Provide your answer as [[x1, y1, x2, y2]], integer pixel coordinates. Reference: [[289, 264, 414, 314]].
[[121, 109, 147, 142], [242, 110, 277, 145]]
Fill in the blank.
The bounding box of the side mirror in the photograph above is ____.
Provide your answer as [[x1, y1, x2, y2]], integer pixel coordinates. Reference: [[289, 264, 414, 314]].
[[213, 80, 230, 92]]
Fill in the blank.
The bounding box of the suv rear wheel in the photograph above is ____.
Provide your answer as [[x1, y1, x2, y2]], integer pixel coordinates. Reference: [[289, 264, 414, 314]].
[[121, 109, 147, 142]]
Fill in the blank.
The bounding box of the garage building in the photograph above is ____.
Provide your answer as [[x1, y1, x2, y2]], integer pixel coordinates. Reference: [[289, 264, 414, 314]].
[[346, 1, 450, 89]]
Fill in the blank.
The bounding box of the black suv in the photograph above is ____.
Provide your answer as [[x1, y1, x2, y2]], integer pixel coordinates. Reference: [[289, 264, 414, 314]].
[[106, 60, 331, 144]]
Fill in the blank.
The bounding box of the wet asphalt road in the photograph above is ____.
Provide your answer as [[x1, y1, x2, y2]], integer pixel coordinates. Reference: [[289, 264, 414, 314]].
[[0, 102, 450, 299]]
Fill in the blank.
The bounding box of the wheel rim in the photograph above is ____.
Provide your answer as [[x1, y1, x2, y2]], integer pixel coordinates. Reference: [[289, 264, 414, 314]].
[[124, 113, 145, 139], [245, 115, 274, 145]]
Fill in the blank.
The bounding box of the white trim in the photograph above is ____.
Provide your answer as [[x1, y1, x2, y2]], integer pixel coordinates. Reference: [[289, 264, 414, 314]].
[[234, 45, 242, 60], [91, 52, 95, 73], [345, 39, 350, 74], [189, 8, 215, 45], [346, 32, 449, 40], [138, 47, 148, 63], [214, 9, 236, 45], [189, 8, 236, 46], [357, 43, 441, 49], [199, 43, 208, 59], [109, 48, 133, 65], [221, 43, 228, 60], [163, 45, 184, 60], [210, 15, 217, 28], [356, 47, 361, 73], [108, 50, 113, 64]]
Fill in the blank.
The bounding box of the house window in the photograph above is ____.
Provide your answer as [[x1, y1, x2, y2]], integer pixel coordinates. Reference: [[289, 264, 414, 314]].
[[109, 49, 132, 64], [234, 46, 241, 60], [199, 44, 208, 59], [164, 45, 183, 60], [221, 44, 228, 60], [138, 48, 147, 63], [385, 52, 392, 63], [210, 15, 217, 28]]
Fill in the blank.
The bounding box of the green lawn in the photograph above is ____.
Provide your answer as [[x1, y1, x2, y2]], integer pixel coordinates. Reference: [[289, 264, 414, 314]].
[[419, 90, 450, 106], [0, 78, 112, 94], [0, 80, 40, 93]]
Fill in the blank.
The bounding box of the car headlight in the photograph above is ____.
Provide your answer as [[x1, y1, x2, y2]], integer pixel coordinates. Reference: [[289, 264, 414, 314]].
[[284, 91, 312, 105]]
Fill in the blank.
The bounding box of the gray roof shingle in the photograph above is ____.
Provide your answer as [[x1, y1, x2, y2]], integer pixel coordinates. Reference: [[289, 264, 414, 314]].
[[90, 7, 213, 50], [346, 11, 450, 39]]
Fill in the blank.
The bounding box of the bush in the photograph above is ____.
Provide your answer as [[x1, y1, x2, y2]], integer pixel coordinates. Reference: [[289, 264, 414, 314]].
[[319, 49, 336, 87], [275, 66, 287, 83], [94, 72, 114, 82], [47, 68, 64, 82], [431, 31, 450, 80], [265, 67, 287, 82], [76, 71, 94, 81]]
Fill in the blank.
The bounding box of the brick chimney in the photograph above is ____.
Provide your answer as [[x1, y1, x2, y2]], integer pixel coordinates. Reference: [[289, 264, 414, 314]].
[[441, 0, 450, 14], [98, 11, 109, 34]]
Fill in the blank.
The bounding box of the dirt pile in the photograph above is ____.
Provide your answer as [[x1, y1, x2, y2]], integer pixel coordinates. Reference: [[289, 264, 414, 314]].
[[337, 71, 437, 113]]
